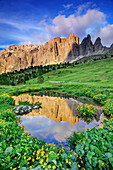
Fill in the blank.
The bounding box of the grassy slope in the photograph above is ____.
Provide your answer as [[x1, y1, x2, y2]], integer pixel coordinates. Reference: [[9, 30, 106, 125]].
[[26, 58, 113, 86], [0, 58, 113, 169]]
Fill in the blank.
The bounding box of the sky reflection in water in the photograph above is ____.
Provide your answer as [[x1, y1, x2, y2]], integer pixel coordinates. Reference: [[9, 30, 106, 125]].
[[15, 93, 105, 144]]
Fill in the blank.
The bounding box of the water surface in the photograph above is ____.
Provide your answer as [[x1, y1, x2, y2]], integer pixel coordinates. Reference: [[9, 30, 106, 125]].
[[13, 93, 104, 143]]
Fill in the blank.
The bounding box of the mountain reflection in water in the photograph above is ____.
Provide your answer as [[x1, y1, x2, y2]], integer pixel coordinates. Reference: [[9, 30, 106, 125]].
[[13, 94, 105, 143]]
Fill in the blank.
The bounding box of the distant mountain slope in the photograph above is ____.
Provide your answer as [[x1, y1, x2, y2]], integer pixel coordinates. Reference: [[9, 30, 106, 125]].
[[0, 33, 112, 74]]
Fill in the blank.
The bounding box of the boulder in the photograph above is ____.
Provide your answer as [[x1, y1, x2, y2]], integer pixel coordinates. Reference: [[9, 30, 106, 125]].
[[13, 104, 40, 115], [33, 106, 39, 109], [13, 105, 32, 115]]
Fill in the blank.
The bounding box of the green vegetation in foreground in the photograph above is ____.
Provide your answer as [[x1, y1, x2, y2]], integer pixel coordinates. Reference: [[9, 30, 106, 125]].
[[0, 95, 78, 170], [68, 119, 113, 169], [0, 58, 113, 169], [76, 104, 98, 116]]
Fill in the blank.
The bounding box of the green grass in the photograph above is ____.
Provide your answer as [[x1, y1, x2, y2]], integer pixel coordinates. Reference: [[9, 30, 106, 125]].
[[0, 58, 113, 169], [26, 58, 113, 86]]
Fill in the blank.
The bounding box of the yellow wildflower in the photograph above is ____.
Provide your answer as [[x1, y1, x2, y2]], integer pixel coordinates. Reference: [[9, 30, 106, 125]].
[[48, 165, 51, 168], [66, 159, 68, 163], [53, 165, 56, 169], [78, 164, 80, 168]]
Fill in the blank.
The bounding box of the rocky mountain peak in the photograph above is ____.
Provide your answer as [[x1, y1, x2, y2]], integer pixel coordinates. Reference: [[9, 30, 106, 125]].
[[0, 33, 107, 74], [70, 32, 74, 37], [79, 34, 93, 56], [94, 37, 103, 52], [87, 34, 91, 40]]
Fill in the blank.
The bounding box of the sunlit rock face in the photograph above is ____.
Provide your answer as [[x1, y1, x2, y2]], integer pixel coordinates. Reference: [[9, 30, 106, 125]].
[[0, 33, 79, 74], [13, 94, 102, 126], [0, 33, 107, 74]]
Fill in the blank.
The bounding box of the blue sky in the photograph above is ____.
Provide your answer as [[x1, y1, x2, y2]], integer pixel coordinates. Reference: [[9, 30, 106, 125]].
[[0, 0, 113, 51]]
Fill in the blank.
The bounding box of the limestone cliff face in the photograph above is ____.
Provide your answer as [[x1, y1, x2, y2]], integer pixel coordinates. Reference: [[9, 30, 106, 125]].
[[0, 33, 105, 74], [0, 33, 80, 74]]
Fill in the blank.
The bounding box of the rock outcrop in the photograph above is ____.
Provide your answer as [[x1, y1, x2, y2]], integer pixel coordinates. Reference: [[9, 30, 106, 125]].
[[106, 43, 113, 57], [0, 33, 106, 74], [79, 34, 94, 56], [94, 37, 103, 52]]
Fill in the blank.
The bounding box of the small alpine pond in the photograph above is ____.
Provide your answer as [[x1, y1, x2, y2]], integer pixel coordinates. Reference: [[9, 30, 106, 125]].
[[12, 91, 106, 144]]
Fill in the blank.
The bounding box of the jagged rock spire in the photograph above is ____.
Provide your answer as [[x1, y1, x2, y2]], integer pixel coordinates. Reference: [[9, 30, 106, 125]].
[[94, 37, 103, 52]]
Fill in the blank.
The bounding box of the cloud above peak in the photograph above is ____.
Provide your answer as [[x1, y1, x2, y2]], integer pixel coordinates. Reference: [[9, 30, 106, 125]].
[[45, 9, 106, 40], [97, 24, 113, 46], [35, 7, 113, 46], [75, 1, 96, 16]]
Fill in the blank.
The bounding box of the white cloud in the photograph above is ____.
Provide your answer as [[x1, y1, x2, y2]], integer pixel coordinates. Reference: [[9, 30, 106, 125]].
[[33, 33, 48, 44], [20, 41, 32, 45], [1, 5, 112, 47], [37, 19, 46, 26], [75, 1, 93, 16], [59, 3, 73, 14], [0, 45, 9, 48], [63, 4, 73, 9], [46, 9, 106, 40], [0, 19, 42, 31], [97, 24, 113, 46]]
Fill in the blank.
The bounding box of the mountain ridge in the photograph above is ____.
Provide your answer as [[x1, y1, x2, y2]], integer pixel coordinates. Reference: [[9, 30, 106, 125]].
[[0, 33, 112, 74]]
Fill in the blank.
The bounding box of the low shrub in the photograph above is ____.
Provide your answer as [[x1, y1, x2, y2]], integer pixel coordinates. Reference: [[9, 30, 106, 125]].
[[85, 90, 94, 97], [93, 94, 107, 103], [0, 111, 18, 122], [76, 104, 98, 116], [68, 131, 85, 149], [103, 99, 113, 116], [0, 94, 15, 105]]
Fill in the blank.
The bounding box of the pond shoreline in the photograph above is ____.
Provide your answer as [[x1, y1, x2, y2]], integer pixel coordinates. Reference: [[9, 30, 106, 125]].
[[12, 91, 104, 145]]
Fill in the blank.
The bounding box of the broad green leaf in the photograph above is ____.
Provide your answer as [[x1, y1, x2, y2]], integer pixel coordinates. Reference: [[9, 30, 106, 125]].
[[61, 153, 67, 159], [49, 153, 58, 160], [20, 160, 27, 167], [6, 156, 11, 162], [34, 144, 39, 150], [109, 157, 113, 166], [90, 145, 101, 154], [0, 147, 3, 153], [105, 152, 112, 158], [5, 147, 13, 155], [72, 162, 78, 170], [20, 167, 27, 170], [52, 159, 57, 165], [33, 165, 42, 170], [92, 157, 98, 167]]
